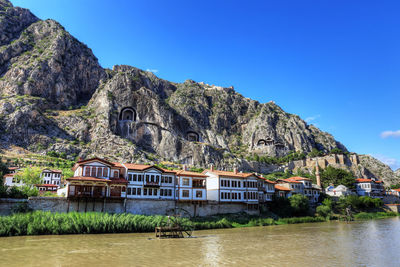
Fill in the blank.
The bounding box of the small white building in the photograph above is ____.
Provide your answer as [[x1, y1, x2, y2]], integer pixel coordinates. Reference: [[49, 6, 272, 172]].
[[203, 168, 259, 210], [276, 178, 304, 195], [40, 169, 62, 187], [355, 178, 384, 198], [3, 173, 23, 187], [175, 170, 207, 202], [276, 177, 320, 203], [122, 163, 175, 200], [257, 176, 276, 202], [325, 185, 353, 197], [3, 167, 22, 187]]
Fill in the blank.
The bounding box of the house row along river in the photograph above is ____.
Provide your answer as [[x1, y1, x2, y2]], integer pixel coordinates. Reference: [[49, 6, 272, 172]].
[[1, 217, 400, 266]]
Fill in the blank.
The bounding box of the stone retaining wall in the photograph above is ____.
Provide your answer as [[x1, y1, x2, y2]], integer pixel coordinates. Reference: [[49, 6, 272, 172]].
[[0, 197, 257, 217], [385, 204, 400, 213]]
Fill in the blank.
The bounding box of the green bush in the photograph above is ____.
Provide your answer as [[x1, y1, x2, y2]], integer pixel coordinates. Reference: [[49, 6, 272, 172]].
[[316, 205, 332, 218], [337, 195, 383, 213], [289, 194, 310, 217]]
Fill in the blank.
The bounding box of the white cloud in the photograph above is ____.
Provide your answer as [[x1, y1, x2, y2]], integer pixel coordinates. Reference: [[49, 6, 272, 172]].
[[380, 130, 400, 138], [305, 114, 320, 123], [373, 154, 400, 170], [146, 69, 159, 73]]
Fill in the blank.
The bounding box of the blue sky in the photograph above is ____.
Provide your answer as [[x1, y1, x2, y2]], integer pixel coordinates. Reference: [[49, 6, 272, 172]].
[[11, 0, 400, 170]]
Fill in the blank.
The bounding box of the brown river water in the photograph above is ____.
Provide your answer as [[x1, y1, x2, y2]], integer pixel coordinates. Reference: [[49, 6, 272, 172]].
[[1, 217, 400, 267]]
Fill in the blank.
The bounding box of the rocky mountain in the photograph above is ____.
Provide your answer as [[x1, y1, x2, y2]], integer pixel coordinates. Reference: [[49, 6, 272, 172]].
[[0, 0, 399, 185], [395, 169, 400, 179]]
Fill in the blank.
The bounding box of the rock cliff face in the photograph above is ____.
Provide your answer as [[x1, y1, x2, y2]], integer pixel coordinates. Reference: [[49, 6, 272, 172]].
[[0, 0, 399, 185]]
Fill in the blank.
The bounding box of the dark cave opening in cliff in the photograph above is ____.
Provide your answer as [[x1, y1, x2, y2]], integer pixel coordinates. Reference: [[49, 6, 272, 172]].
[[187, 131, 199, 142], [119, 107, 137, 121]]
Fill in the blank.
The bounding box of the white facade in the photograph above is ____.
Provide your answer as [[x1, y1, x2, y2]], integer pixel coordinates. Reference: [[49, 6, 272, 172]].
[[124, 166, 173, 199], [175, 172, 207, 202], [3, 174, 23, 187], [325, 185, 353, 197], [40, 169, 62, 187], [355, 179, 384, 198], [74, 161, 112, 179], [257, 178, 275, 202], [204, 170, 259, 204]]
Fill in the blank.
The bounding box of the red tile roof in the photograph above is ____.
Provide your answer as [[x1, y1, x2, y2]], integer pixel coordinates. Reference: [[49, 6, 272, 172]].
[[275, 185, 291, 191], [176, 170, 207, 178], [3, 173, 15, 177], [355, 178, 372, 182], [257, 176, 276, 184], [36, 184, 58, 187], [112, 162, 125, 168], [280, 178, 302, 184], [161, 168, 177, 174], [288, 176, 311, 181], [203, 169, 255, 178], [122, 163, 160, 171]]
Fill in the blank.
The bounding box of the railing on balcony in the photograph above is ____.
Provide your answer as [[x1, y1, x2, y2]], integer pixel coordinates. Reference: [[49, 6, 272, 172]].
[[193, 180, 206, 188], [144, 181, 160, 187], [68, 185, 106, 198]]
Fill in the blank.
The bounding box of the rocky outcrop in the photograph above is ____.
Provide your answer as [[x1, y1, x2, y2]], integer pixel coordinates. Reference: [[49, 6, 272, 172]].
[[0, 0, 38, 46], [357, 155, 400, 186], [0, 2, 105, 109], [0, 1, 399, 186]]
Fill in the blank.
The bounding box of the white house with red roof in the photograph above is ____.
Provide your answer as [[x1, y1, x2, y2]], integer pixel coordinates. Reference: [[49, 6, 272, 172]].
[[276, 177, 320, 203], [3, 167, 22, 187], [355, 178, 384, 198], [67, 158, 128, 199], [257, 176, 276, 202], [274, 184, 292, 198], [40, 169, 62, 187], [175, 169, 207, 202], [276, 178, 304, 195], [203, 167, 259, 210], [121, 163, 175, 200]]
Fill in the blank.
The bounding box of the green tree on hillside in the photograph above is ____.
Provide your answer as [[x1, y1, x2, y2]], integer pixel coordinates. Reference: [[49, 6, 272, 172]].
[[14, 166, 42, 186], [308, 148, 324, 158], [320, 166, 355, 189], [330, 148, 344, 154]]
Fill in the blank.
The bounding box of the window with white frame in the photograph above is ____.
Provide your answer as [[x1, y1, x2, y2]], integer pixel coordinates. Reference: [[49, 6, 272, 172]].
[[182, 190, 189, 197]]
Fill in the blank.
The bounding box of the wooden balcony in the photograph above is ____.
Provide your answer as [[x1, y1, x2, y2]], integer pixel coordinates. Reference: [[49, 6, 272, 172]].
[[144, 182, 160, 188]]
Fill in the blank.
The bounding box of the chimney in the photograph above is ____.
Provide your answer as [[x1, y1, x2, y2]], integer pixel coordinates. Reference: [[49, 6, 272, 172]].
[[315, 161, 321, 188], [183, 164, 188, 171], [234, 167, 238, 174], [210, 164, 214, 172]]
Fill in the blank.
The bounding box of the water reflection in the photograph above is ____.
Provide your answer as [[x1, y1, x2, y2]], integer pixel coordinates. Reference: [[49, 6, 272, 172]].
[[1, 218, 400, 266]]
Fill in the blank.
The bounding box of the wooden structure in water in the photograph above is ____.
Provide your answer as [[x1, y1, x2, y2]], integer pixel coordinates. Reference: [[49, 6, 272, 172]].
[[155, 215, 193, 238], [155, 226, 185, 238]]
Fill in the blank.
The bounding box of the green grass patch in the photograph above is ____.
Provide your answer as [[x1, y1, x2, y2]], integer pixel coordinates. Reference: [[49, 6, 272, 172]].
[[353, 211, 399, 220]]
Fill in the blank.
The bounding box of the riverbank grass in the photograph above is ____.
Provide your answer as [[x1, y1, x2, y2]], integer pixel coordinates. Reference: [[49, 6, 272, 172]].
[[0, 211, 398, 237]]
